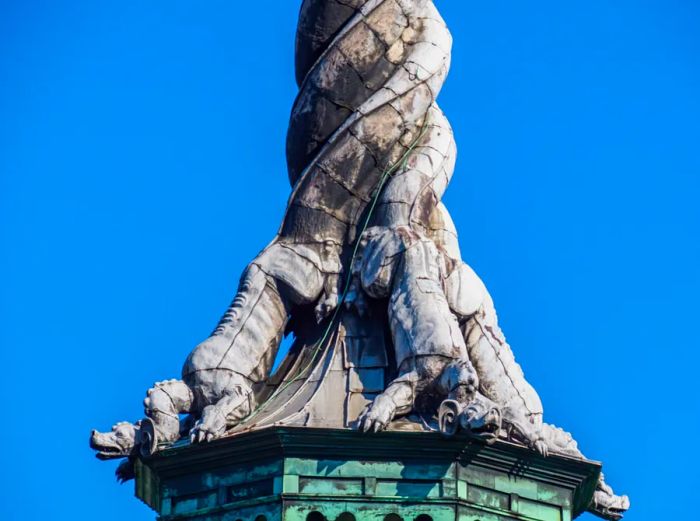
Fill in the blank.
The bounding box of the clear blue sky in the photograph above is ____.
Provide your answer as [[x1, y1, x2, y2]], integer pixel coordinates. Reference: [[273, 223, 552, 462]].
[[1, 1, 698, 520]]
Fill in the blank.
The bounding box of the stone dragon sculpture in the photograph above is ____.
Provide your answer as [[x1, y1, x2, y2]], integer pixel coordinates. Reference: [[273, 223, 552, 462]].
[[90, 1, 629, 519]]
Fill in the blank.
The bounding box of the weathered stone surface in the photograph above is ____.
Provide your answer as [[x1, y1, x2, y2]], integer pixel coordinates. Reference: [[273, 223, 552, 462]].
[[90, 2, 629, 519]]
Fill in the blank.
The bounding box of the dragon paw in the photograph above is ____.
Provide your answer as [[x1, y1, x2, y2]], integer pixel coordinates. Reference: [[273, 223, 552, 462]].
[[532, 438, 549, 457], [358, 394, 395, 433], [189, 405, 227, 444]]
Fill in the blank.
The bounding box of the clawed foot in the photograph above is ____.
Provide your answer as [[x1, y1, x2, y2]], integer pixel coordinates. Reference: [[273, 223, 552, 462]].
[[189, 405, 227, 443], [532, 438, 549, 457], [358, 394, 396, 433]]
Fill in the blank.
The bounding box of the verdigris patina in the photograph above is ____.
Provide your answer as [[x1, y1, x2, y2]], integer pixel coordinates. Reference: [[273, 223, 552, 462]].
[[90, 2, 629, 519]]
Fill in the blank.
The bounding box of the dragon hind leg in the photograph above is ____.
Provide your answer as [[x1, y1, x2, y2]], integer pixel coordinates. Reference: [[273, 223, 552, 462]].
[[188, 370, 255, 443], [182, 242, 328, 441]]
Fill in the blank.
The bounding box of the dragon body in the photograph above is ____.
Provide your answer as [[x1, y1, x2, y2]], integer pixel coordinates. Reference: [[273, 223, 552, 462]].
[[92, 0, 461, 453], [90, 3, 630, 519]]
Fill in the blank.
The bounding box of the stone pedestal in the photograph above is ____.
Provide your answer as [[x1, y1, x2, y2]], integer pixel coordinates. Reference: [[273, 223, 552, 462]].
[[134, 427, 599, 521]]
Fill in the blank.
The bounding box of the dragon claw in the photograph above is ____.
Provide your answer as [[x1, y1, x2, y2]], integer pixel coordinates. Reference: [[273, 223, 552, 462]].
[[358, 399, 392, 433], [371, 419, 386, 433], [533, 439, 549, 457], [359, 416, 386, 433]]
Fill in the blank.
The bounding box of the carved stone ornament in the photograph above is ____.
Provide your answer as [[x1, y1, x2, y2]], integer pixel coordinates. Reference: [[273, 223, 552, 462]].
[[90, 2, 629, 519]]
